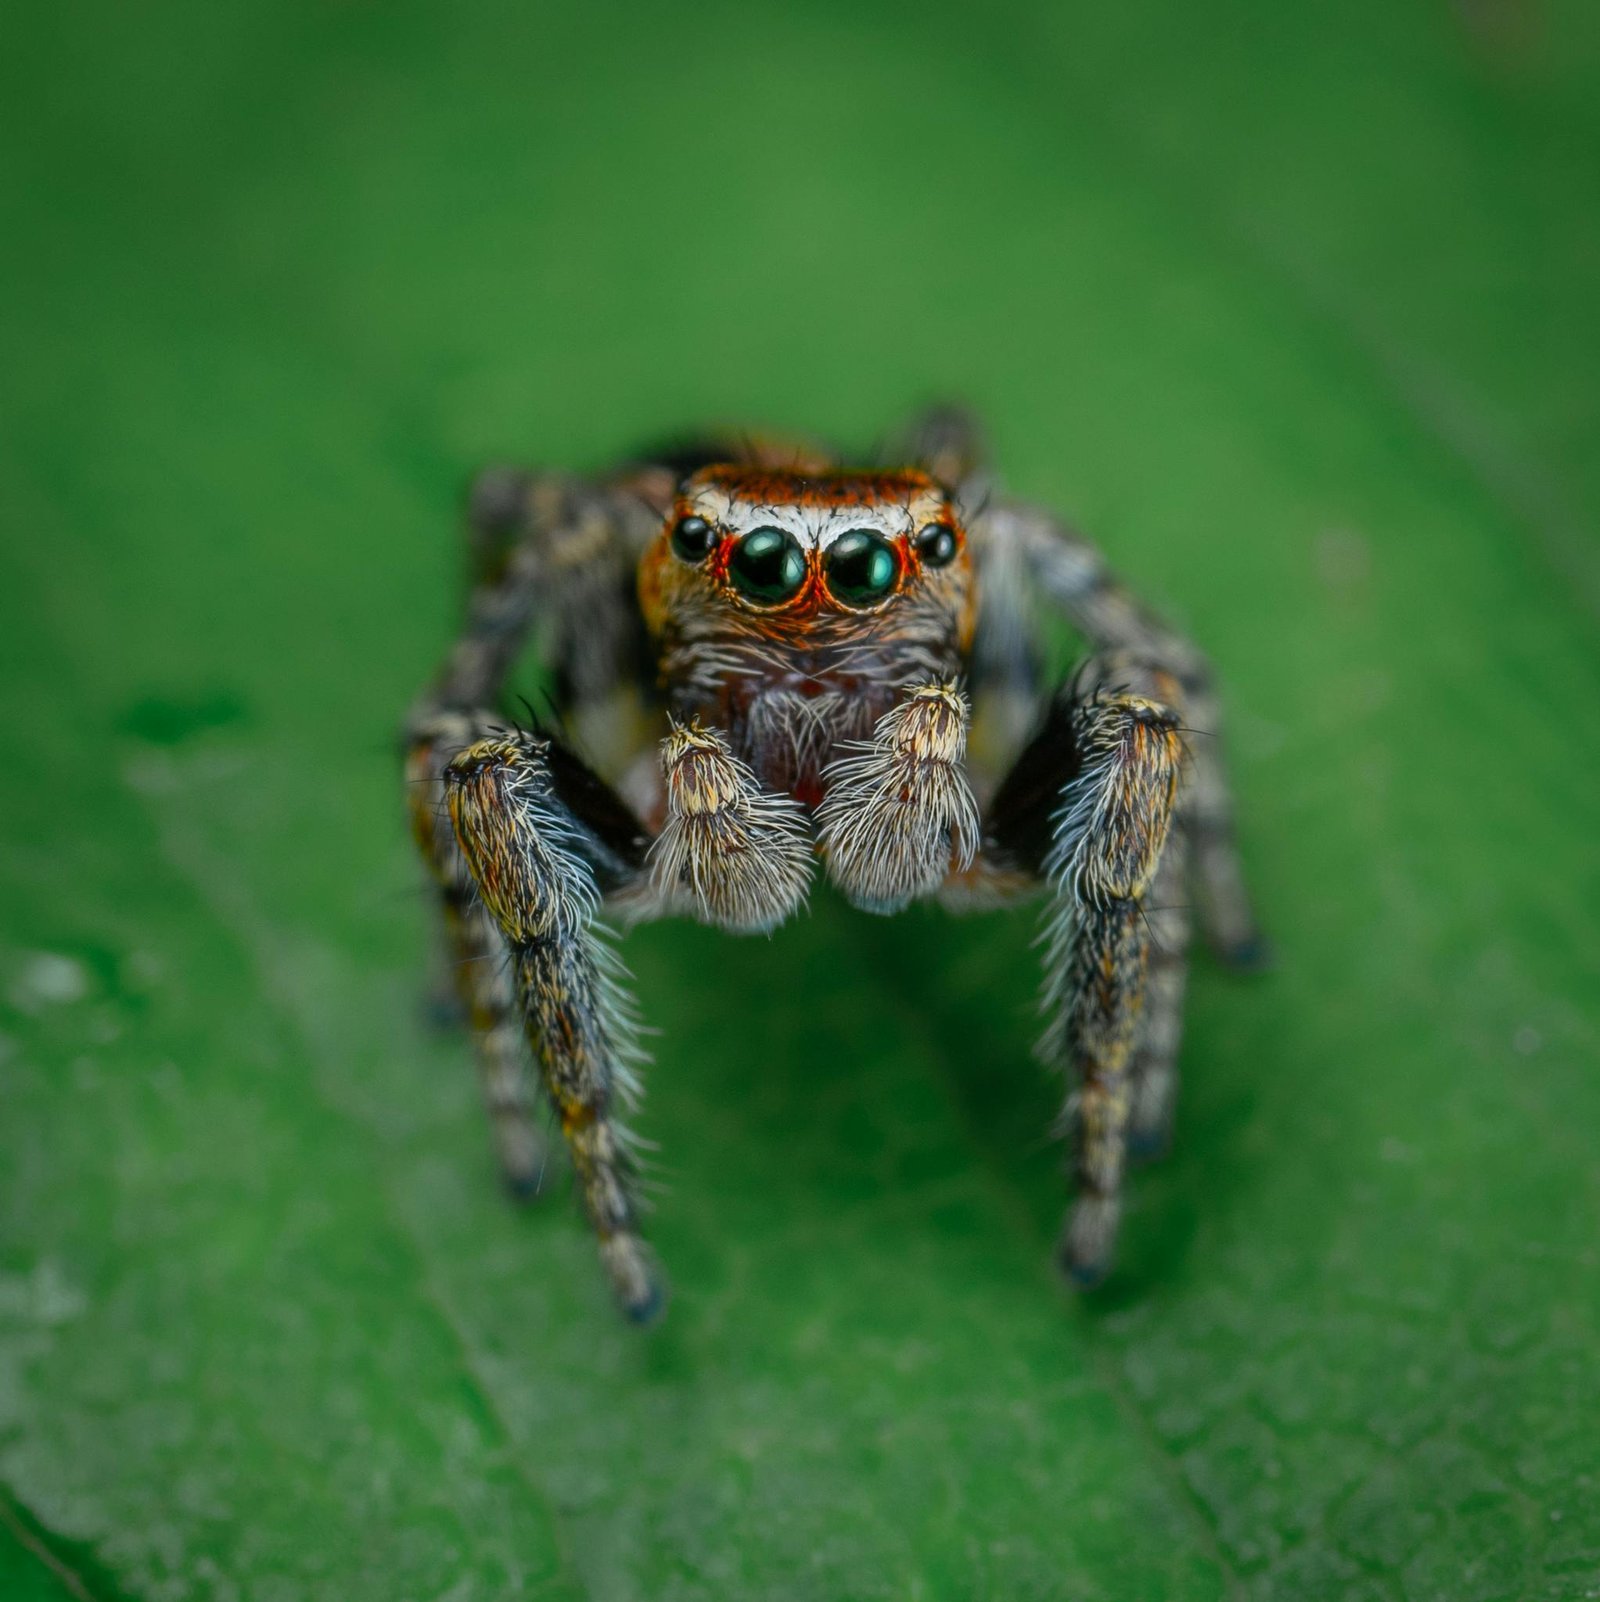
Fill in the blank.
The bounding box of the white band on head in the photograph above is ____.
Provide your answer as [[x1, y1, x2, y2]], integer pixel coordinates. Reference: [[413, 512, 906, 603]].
[[684, 485, 943, 550]]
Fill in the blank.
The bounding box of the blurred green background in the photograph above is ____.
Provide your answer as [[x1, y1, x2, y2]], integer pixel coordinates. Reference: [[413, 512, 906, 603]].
[[2, 1, 1598, 1598]]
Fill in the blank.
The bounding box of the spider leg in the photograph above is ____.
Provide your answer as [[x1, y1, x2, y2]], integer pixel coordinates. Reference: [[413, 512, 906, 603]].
[[407, 709, 548, 1196], [1127, 815, 1190, 1161], [881, 403, 990, 489], [446, 463, 671, 771], [443, 730, 661, 1322], [647, 721, 813, 933], [404, 468, 662, 1223], [626, 429, 837, 478], [973, 500, 1266, 968], [816, 682, 980, 914], [982, 652, 1186, 1286]]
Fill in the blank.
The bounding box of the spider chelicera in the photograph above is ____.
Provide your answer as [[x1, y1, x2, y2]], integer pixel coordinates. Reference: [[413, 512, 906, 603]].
[[405, 407, 1264, 1323]]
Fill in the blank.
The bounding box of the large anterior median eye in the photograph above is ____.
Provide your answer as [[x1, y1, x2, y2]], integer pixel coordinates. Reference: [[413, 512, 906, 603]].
[[729, 526, 807, 605], [825, 529, 899, 607]]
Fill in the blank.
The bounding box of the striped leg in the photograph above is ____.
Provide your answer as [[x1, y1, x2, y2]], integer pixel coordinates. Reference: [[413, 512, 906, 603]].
[[402, 479, 596, 1199], [432, 462, 670, 771], [985, 654, 1186, 1286], [1127, 820, 1191, 1160], [1051, 898, 1149, 1282], [1046, 671, 1184, 1283], [978, 500, 1266, 968], [408, 711, 546, 1195], [404, 464, 665, 1222], [444, 732, 662, 1322]]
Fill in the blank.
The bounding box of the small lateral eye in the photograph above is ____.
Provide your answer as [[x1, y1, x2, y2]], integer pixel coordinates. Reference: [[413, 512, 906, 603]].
[[729, 526, 807, 605], [826, 529, 899, 607], [670, 514, 715, 563], [916, 522, 958, 568]]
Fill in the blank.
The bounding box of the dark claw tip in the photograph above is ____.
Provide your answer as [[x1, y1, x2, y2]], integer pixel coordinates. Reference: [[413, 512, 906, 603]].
[[1060, 1198, 1119, 1290], [1060, 1248, 1110, 1291], [423, 992, 468, 1031], [1220, 933, 1274, 973], [469, 466, 531, 532], [502, 1168, 545, 1203], [1126, 1126, 1172, 1164], [623, 1279, 667, 1327]]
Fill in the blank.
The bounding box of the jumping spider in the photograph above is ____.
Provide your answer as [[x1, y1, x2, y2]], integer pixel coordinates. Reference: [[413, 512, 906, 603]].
[[405, 407, 1263, 1323]]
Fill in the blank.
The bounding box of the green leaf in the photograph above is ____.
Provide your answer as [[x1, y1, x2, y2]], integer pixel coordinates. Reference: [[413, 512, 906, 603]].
[[2, 2, 1597, 1598]]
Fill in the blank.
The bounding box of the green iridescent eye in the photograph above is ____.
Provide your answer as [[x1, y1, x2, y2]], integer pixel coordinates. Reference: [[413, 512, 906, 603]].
[[915, 522, 958, 568], [826, 529, 899, 607], [729, 526, 807, 605], [670, 514, 715, 563]]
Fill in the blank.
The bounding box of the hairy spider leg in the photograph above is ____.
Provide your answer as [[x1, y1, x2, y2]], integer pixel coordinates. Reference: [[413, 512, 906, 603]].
[[404, 470, 660, 1209], [980, 500, 1266, 968], [881, 403, 990, 493], [407, 708, 548, 1195], [984, 660, 1186, 1284], [1061, 654, 1196, 1165], [1127, 812, 1191, 1161], [1057, 654, 1199, 1165], [402, 474, 580, 1196], [457, 464, 670, 773], [444, 733, 662, 1322]]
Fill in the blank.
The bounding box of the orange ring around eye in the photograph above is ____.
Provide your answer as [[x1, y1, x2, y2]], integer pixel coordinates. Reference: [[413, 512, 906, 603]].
[[728, 527, 808, 606]]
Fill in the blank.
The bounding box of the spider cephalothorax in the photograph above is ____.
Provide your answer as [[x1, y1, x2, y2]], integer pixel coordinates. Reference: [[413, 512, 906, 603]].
[[639, 466, 976, 805], [405, 408, 1264, 1323]]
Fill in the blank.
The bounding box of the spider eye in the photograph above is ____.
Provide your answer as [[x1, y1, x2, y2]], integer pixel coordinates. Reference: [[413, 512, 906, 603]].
[[670, 514, 715, 563], [915, 522, 958, 568], [729, 526, 807, 605], [825, 529, 899, 607]]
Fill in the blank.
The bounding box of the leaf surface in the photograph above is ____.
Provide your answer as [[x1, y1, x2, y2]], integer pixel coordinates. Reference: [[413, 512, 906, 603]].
[[1, 3, 1597, 1598]]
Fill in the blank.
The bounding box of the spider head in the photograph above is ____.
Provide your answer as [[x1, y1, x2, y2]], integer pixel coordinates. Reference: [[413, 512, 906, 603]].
[[638, 465, 974, 651]]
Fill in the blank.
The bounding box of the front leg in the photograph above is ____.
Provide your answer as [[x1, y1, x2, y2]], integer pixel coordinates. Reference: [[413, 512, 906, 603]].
[[444, 731, 662, 1323], [407, 708, 548, 1197], [975, 499, 1265, 967], [817, 682, 981, 913], [986, 655, 1186, 1285]]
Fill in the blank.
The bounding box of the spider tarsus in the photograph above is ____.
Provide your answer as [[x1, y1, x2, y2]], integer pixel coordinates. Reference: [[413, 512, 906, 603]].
[[1059, 1198, 1120, 1289], [1125, 1120, 1173, 1166], [1216, 932, 1274, 973], [468, 464, 533, 534], [500, 1153, 547, 1202], [601, 1238, 667, 1326], [423, 987, 468, 1031], [621, 1275, 667, 1327]]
